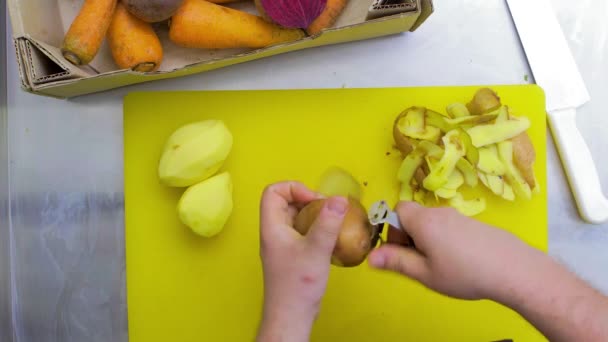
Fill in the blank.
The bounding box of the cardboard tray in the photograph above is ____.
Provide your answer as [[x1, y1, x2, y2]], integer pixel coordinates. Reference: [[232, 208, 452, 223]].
[[7, 0, 433, 98]]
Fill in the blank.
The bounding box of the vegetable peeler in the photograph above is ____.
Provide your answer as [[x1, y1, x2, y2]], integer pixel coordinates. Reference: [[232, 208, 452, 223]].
[[368, 200, 417, 248], [368, 200, 402, 230]]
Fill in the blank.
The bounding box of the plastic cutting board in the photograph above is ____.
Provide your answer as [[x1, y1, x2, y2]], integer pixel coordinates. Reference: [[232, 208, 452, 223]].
[[124, 86, 547, 341]]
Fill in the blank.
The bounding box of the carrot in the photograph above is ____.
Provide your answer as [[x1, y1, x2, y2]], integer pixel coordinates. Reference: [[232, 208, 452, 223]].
[[307, 0, 348, 35], [207, 0, 245, 3], [108, 3, 163, 72], [169, 0, 305, 49], [62, 0, 117, 65]]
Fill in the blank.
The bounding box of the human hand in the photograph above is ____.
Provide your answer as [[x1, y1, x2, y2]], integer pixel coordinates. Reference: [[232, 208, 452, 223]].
[[368, 202, 538, 300], [257, 181, 348, 342]]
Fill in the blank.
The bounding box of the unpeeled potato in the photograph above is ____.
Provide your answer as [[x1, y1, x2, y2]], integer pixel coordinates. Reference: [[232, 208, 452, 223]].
[[294, 198, 378, 267]]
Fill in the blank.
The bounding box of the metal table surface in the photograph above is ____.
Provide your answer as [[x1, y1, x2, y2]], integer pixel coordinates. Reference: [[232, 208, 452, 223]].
[[2, 0, 608, 341]]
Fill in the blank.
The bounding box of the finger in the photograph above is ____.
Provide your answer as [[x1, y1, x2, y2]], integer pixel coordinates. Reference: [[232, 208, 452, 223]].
[[306, 196, 348, 253], [262, 181, 320, 209], [260, 181, 320, 232], [394, 201, 428, 238], [286, 206, 299, 226], [368, 244, 429, 283]]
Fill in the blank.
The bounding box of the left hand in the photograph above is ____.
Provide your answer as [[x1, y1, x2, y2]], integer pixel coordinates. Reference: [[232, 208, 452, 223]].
[[257, 181, 348, 342]]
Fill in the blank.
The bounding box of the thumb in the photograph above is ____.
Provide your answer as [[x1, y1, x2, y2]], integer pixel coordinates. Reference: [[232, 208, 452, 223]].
[[368, 245, 429, 283], [306, 196, 348, 254]]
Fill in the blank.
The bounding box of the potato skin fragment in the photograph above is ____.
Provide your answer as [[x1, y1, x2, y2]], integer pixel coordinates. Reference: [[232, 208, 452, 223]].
[[393, 109, 418, 156], [511, 132, 536, 189], [393, 88, 537, 212], [497, 141, 532, 200], [467, 88, 502, 115], [466, 116, 530, 147]]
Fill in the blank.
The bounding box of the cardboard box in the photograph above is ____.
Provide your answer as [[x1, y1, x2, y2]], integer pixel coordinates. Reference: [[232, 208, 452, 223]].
[[8, 0, 433, 98]]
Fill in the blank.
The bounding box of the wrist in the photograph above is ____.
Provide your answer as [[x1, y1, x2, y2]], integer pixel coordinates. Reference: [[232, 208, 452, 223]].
[[479, 238, 547, 303], [484, 242, 552, 305], [257, 297, 318, 342]]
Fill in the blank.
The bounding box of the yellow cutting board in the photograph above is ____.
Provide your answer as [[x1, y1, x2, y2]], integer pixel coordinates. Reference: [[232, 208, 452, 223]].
[[124, 86, 547, 342]]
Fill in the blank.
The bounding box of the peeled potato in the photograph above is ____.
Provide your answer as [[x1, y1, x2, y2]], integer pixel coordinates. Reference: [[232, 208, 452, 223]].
[[177, 172, 233, 237], [318, 167, 362, 200], [158, 120, 233, 187], [294, 198, 377, 267]]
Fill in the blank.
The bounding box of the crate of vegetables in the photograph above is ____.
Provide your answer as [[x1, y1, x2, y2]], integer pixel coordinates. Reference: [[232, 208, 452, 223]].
[[7, 0, 433, 98]]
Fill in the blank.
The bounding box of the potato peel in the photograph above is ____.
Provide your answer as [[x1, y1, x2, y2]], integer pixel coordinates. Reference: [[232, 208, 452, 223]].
[[449, 193, 486, 216], [467, 116, 530, 147], [397, 148, 426, 201], [392, 88, 538, 215], [318, 167, 362, 200], [446, 103, 470, 118], [477, 145, 506, 176], [422, 130, 466, 191], [466, 88, 501, 115], [497, 140, 532, 200]]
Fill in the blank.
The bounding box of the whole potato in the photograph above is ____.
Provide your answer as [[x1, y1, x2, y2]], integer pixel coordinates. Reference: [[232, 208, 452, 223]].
[[294, 198, 378, 267], [177, 172, 233, 237], [122, 0, 184, 22], [158, 120, 233, 187]]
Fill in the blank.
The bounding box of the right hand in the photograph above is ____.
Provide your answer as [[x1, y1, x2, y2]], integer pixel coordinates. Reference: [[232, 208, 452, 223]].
[[368, 201, 538, 300]]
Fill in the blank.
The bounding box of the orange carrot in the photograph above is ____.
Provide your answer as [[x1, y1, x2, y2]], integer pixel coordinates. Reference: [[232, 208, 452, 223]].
[[108, 3, 163, 72], [62, 0, 117, 65], [307, 0, 348, 35], [207, 0, 245, 3], [169, 0, 305, 49]]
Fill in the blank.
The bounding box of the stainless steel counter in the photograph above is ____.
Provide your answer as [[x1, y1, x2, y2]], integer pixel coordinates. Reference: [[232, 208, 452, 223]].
[[2, 2, 13, 341], [2, 0, 608, 341]]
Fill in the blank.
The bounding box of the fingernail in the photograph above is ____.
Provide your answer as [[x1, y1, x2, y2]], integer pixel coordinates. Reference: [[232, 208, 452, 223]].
[[368, 251, 385, 268], [326, 197, 348, 215]]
